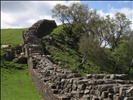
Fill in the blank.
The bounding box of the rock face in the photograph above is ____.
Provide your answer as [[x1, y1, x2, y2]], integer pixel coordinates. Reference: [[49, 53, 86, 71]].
[[22, 19, 133, 100], [5, 50, 15, 61], [28, 19, 57, 38], [13, 56, 27, 64], [3, 44, 27, 63]]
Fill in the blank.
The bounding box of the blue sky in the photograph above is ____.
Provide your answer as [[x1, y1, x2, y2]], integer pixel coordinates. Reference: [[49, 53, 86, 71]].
[[1, 1, 133, 29], [81, 1, 132, 12]]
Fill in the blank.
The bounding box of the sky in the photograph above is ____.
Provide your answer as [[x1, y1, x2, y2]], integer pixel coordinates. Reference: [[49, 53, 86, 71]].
[[1, 1, 133, 29]]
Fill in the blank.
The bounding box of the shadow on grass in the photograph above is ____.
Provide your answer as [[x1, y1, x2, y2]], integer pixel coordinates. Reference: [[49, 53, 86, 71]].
[[1, 60, 26, 70]]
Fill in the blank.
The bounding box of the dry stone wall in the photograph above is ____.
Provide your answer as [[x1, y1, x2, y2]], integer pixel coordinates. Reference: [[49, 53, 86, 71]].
[[22, 19, 133, 100]]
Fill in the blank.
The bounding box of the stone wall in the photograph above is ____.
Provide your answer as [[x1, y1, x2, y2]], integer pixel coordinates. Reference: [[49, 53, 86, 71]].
[[22, 19, 133, 100], [28, 57, 59, 100]]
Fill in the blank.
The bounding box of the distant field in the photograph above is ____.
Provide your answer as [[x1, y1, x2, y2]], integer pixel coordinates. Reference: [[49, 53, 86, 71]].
[[1, 28, 27, 47], [1, 28, 41, 100]]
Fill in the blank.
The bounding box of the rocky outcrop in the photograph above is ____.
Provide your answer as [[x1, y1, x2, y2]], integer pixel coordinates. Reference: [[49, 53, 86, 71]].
[[22, 19, 133, 100], [28, 19, 57, 38]]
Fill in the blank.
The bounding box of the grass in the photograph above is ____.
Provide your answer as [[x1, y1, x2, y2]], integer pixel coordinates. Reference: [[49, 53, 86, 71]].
[[1, 28, 42, 100], [1, 65, 42, 100], [1, 28, 27, 47]]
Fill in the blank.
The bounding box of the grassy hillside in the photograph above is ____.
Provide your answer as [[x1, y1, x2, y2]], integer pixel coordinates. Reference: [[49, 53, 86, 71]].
[[1, 28, 27, 47], [42, 25, 133, 78], [1, 28, 42, 100], [42, 25, 109, 76]]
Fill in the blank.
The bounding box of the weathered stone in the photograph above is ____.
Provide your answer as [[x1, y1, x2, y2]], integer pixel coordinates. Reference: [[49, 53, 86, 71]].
[[84, 90, 90, 94], [5, 50, 15, 61], [94, 74, 105, 79], [119, 87, 127, 96], [73, 73, 81, 78], [110, 74, 116, 79], [13, 56, 27, 64], [29, 19, 57, 38], [60, 95, 70, 100], [97, 80, 104, 84], [101, 91, 108, 98], [1, 44, 10, 49], [52, 89, 58, 94], [101, 86, 109, 92], [67, 74, 74, 78], [114, 86, 120, 93], [86, 74, 93, 79], [126, 87, 133, 97], [107, 87, 114, 93], [72, 84, 77, 91], [51, 84, 57, 89], [92, 96, 99, 100], [78, 84, 86, 90], [108, 93, 113, 99], [78, 79, 88, 84], [80, 95, 90, 100], [47, 67, 54, 70], [113, 94, 124, 100], [104, 75, 110, 79], [124, 97, 133, 100], [115, 74, 128, 80]]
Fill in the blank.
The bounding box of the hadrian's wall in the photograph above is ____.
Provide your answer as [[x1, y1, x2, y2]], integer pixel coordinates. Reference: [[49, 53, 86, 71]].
[[22, 19, 133, 100]]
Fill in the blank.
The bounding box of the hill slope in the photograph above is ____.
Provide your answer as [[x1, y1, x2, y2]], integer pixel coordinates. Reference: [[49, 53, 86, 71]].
[[41, 25, 133, 78], [1, 28, 42, 100], [42, 25, 111, 76]]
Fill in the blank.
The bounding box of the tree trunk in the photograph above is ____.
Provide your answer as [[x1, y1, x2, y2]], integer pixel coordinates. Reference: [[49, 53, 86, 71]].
[[78, 57, 87, 69]]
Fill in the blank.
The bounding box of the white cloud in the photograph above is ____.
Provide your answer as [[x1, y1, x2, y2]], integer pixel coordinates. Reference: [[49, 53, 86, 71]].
[[1, 1, 80, 29], [1, 1, 132, 29]]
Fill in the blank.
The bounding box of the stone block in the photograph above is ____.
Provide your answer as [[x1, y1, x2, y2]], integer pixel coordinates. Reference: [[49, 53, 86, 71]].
[[108, 93, 113, 100], [86, 74, 93, 79], [124, 97, 133, 100], [113, 94, 124, 100], [80, 95, 90, 100], [60, 96, 70, 100], [119, 87, 127, 97], [52, 89, 58, 94], [84, 90, 90, 94], [78, 84, 86, 90], [92, 96, 99, 100], [101, 91, 108, 98], [126, 87, 133, 97]]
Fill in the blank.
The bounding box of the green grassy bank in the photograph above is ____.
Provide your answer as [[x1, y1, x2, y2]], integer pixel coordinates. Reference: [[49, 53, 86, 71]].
[[1, 28, 41, 100]]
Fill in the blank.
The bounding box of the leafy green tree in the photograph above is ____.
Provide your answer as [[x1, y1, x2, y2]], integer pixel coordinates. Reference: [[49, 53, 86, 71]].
[[111, 40, 133, 73], [104, 13, 132, 50], [51, 3, 98, 36], [78, 34, 104, 68]]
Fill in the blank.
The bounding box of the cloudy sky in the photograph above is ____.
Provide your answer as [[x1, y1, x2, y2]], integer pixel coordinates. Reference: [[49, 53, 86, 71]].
[[1, 1, 133, 29]]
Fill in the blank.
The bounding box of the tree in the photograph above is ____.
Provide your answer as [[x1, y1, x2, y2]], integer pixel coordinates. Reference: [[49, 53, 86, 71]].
[[51, 4, 69, 25], [51, 3, 98, 36], [111, 39, 133, 73], [78, 33, 105, 68], [104, 13, 132, 50]]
